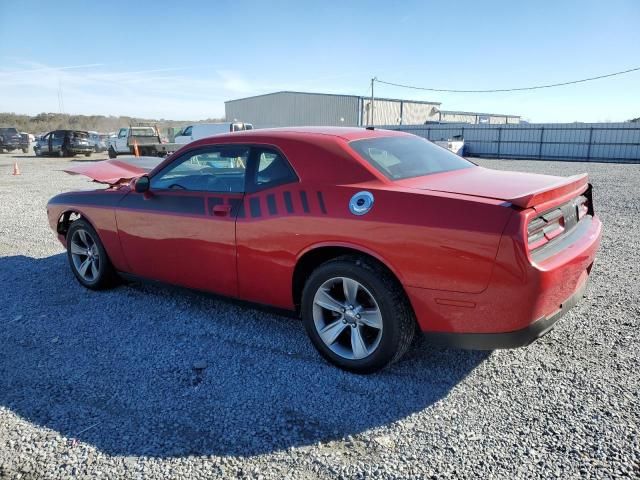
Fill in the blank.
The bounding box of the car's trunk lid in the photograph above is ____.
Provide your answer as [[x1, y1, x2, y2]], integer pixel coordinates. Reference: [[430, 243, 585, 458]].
[[396, 166, 589, 209]]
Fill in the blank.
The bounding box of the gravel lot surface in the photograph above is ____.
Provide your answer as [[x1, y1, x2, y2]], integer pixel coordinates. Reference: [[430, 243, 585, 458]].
[[0, 151, 638, 479]]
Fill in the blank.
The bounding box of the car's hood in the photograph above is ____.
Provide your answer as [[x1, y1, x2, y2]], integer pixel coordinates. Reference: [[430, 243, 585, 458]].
[[396, 166, 588, 209], [62, 157, 164, 185]]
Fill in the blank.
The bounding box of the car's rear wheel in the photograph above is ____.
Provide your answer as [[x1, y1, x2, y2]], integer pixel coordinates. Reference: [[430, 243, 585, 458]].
[[108, 147, 117, 159], [66, 219, 117, 290], [301, 256, 415, 373]]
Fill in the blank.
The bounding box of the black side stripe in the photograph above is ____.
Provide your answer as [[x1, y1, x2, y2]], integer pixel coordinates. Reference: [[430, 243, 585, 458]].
[[120, 194, 205, 215], [316, 191, 327, 214], [266, 194, 277, 215], [283, 191, 294, 213], [299, 191, 309, 213], [249, 197, 262, 218], [207, 196, 224, 215], [48, 192, 124, 208], [228, 198, 245, 218]]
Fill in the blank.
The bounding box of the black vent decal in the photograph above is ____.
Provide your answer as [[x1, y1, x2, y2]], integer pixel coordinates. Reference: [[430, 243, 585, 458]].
[[228, 198, 245, 218], [266, 194, 278, 215], [283, 191, 294, 213], [299, 191, 310, 213], [249, 197, 262, 218], [316, 191, 327, 214]]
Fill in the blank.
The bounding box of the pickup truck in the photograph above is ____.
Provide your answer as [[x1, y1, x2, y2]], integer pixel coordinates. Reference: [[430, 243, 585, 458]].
[[108, 125, 180, 158]]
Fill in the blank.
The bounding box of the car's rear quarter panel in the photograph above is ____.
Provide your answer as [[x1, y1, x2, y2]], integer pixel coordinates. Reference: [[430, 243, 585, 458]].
[[236, 183, 514, 310]]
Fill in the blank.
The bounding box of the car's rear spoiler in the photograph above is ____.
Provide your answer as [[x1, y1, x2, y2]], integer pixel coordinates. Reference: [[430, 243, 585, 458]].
[[62, 157, 164, 185], [509, 173, 589, 209]]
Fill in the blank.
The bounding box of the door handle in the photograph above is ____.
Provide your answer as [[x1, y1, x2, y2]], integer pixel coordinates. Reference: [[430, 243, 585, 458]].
[[212, 204, 232, 216]]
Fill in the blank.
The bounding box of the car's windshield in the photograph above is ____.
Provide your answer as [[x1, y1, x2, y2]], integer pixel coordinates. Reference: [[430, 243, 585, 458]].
[[349, 135, 473, 180], [0, 128, 18, 135]]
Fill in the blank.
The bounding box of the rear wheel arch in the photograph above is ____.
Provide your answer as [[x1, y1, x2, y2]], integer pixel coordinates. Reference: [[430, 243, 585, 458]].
[[292, 244, 408, 313]]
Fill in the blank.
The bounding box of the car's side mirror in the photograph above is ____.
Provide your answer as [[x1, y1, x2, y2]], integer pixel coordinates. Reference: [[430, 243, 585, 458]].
[[135, 175, 150, 193]]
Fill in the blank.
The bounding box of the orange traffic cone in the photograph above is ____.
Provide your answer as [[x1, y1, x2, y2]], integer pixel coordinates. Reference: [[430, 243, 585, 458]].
[[133, 139, 140, 157], [12, 161, 20, 176]]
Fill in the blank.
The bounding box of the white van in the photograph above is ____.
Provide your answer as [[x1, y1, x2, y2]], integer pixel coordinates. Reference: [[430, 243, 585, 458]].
[[174, 122, 253, 144]]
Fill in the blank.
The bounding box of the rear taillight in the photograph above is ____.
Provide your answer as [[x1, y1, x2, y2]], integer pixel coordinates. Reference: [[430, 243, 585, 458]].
[[527, 192, 592, 251], [527, 208, 565, 250]]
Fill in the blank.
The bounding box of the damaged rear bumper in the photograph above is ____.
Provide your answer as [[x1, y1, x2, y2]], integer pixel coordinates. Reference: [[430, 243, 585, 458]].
[[425, 277, 588, 350]]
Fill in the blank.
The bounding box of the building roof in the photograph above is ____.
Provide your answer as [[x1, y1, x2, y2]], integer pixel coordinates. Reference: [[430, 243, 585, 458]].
[[199, 126, 409, 142], [439, 109, 520, 118], [225, 90, 441, 106]]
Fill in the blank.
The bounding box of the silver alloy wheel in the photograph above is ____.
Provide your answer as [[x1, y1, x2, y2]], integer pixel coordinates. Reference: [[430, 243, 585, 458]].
[[312, 276, 384, 360], [69, 229, 100, 282]]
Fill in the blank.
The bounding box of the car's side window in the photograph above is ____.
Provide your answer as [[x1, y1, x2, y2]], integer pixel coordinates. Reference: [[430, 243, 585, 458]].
[[118, 128, 127, 138], [150, 146, 249, 193], [250, 147, 298, 191], [182, 126, 192, 136]]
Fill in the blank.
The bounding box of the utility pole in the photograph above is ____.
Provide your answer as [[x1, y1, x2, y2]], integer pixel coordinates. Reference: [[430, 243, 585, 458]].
[[370, 77, 376, 126]]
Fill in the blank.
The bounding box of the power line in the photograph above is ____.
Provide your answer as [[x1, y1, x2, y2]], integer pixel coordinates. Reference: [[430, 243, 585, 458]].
[[375, 66, 640, 93]]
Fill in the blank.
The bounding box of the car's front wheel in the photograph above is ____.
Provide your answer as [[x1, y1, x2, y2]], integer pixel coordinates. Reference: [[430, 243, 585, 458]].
[[301, 256, 415, 373], [108, 147, 117, 159], [66, 219, 117, 290]]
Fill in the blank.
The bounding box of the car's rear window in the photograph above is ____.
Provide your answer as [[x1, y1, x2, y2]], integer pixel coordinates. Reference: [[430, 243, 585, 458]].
[[349, 135, 473, 180], [130, 127, 157, 136]]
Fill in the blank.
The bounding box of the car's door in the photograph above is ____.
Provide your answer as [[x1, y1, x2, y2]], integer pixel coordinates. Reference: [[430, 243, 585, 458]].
[[40, 133, 51, 154], [115, 144, 250, 297], [175, 125, 192, 144], [50, 131, 64, 154], [115, 128, 128, 152]]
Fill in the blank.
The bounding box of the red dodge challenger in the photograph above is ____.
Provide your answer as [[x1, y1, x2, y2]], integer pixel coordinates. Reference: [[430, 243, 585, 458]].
[[47, 127, 602, 372]]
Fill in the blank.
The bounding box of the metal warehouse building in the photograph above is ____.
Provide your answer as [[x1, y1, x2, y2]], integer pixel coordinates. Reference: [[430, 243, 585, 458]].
[[225, 91, 520, 128]]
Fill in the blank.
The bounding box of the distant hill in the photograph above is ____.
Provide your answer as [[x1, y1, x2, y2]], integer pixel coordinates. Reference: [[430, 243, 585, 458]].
[[0, 113, 225, 135]]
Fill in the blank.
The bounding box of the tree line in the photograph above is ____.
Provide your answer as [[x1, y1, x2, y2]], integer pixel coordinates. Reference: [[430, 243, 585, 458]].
[[0, 113, 225, 134]]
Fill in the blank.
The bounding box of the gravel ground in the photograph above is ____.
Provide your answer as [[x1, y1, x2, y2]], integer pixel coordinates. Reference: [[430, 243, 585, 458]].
[[0, 151, 638, 479]]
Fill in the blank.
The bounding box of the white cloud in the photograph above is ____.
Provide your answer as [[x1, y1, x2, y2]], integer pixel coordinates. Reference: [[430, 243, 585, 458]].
[[0, 62, 259, 119], [0, 61, 369, 119]]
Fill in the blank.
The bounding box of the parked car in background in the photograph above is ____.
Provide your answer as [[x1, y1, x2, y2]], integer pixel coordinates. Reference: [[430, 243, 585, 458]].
[[174, 122, 253, 144], [48, 127, 602, 373], [88, 131, 109, 153], [34, 130, 93, 157], [108, 124, 179, 158], [0, 127, 29, 153]]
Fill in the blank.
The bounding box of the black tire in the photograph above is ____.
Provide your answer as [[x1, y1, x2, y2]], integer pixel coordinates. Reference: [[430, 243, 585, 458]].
[[84, 152, 91, 157], [301, 255, 415, 373], [66, 219, 118, 290], [22, 147, 28, 154], [108, 147, 117, 159]]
